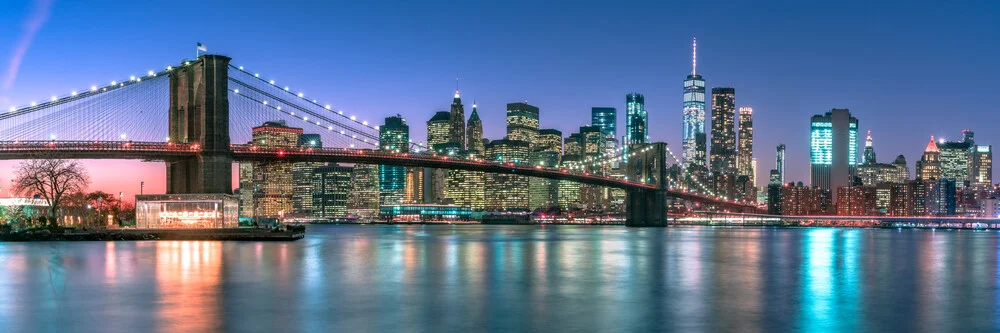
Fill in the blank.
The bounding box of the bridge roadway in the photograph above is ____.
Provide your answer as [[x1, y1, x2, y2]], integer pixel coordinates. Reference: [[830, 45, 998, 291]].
[[0, 140, 760, 210]]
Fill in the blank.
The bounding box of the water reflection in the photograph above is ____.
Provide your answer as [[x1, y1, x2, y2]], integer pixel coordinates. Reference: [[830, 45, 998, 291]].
[[2, 226, 1000, 331]]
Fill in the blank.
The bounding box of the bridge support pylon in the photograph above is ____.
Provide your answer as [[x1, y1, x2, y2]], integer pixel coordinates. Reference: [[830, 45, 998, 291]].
[[624, 142, 669, 227], [166, 54, 233, 194]]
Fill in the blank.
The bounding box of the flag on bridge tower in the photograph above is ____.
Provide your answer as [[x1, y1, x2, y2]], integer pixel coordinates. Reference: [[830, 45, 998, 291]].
[[196, 42, 208, 57]]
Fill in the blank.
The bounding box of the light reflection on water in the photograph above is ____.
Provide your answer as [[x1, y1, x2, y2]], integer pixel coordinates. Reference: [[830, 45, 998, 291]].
[[1, 226, 1000, 332]]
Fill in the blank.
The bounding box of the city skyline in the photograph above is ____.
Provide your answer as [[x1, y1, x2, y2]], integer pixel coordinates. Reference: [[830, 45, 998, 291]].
[[0, 0, 998, 196]]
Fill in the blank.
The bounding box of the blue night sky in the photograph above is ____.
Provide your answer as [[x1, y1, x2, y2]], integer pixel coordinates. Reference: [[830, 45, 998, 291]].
[[0, 0, 998, 195]]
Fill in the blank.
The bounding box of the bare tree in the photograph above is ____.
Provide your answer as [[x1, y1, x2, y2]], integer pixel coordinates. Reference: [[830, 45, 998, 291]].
[[11, 159, 90, 225]]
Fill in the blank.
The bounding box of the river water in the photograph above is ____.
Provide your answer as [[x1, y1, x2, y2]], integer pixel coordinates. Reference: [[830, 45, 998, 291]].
[[1, 225, 998, 332]]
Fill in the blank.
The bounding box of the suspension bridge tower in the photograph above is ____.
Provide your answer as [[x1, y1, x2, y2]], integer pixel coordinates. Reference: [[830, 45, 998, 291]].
[[624, 142, 670, 227], [166, 54, 233, 194]]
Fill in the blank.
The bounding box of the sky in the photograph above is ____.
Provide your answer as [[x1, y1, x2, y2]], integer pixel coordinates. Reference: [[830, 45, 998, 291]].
[[0, 0, 998, 199]]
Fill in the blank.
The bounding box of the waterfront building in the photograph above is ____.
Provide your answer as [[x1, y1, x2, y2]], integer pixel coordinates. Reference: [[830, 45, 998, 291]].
[[425, 111, 452, 203], [379, 116, 409, 207], [529, 150, 562, 210], [625, 93, 647, 145], [917, 136, 942, 181], [404, 167, 424, 204], [449, 90, 466, 149], [776, 144, 786, 184], [292, 133, 322, 217], [885, 183, 911, 216], [780, 182, 829, 216], [737, 106, 754, 183], [249, 121, 301, 218], [529, 129, 563, 210], [380, 204, 473, 222], [837, 186, 876, 216], [348, 164, 379, 218], [809, 109, 859, 203], [238, 162, 254, 217], [928, 178, 957, 216], [311, 165, 353, 218], [506, 102, 539, 147], [558, 155, 583, 211], [710, 87, 736, 175], [908, 179, 929, 216], [484, 139, 530, 211], [682, 38, 707, 169]]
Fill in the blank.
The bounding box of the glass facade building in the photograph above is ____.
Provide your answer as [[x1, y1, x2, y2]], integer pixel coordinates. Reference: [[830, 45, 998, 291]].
[[311, 165, 353, 218], [484, 139, 531, 211], [682, 38, 707, 169], [379, 116, 409, 207], [625, 93, 647, 145], [136, 194, 239, 229]]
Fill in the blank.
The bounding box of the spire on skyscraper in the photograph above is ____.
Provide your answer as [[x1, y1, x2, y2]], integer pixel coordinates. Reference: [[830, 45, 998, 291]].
[[692, 37, 697, 75], [866, 130, 872, 147]]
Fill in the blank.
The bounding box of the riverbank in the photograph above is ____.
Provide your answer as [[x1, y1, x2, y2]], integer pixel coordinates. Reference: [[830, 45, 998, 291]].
[[0, 226, 305, 241]]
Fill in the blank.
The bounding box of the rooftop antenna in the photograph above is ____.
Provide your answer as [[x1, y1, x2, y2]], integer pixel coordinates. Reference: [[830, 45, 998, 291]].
[[455, 78, 460, 98]]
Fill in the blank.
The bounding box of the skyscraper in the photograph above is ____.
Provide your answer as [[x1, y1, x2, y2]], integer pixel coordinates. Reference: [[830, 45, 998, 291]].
[[379, 116, 409, 206], [862, 130, 876, 165], [249, 121, 301, 218], [426, 111, 452, 148], [809, 108, 859, 203], [506, 102, 540, 146], [292, 133, 322, 216], [425, 111, 451, 203], [737, 106, 754, 183], [592, 107, 618, 163], [625, 93, 647, 145], [591, 107, 616, 138], [682, 38, 707, 169], [938, 134, 972, 188], [972, 145, 993, 186], [709, 87, 736, 174], [917, 136, 942, 181], [466, 103, 484, 153], [449, 90, 466, 149], [485, 139, 530, 211], [311, 165, 353, 218], [347, 164, 379, 218], [776, 144, 786, 184]]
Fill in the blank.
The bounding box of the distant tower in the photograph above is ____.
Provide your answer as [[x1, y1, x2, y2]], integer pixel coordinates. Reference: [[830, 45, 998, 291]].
[[625, 93, 647, 145], [449, 88, 466, 149], [709, 87, 736, 174], [466, 102, 484, 153], [682, 37, 707, 169], [737, 106, 754, 183], [862, 130, 877, 165], [776, 144, 786, 184], [917, 136, 942, 181]]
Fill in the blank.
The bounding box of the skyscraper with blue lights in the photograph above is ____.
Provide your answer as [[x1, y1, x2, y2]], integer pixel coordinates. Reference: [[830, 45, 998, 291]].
[[682, 38, 707, 169], [809, 108, 858, 204], [625, 93, 647, 146]]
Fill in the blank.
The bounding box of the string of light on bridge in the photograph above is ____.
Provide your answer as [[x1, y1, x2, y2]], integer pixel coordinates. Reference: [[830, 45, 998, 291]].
[[229, 64, 430, 151], [229, 88, 377, 148]]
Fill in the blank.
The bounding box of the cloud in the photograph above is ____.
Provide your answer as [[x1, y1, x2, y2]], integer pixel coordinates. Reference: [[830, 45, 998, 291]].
[[3, 0, 55, 90]]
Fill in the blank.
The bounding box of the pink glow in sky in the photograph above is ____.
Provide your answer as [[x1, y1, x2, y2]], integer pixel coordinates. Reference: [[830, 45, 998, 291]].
[[0, 160, 239, 202]]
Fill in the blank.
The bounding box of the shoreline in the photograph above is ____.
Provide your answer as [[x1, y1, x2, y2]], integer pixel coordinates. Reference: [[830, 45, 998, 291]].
[[0, 228, 305, 242]]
